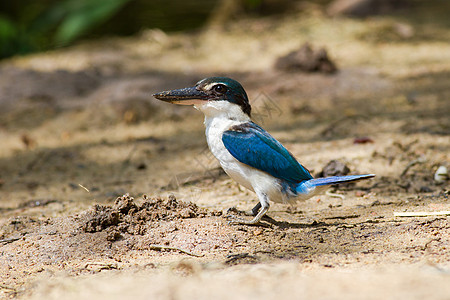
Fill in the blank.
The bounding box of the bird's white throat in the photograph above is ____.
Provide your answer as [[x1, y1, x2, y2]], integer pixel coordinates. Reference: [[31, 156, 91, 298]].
[[194, 101, 251, 125]]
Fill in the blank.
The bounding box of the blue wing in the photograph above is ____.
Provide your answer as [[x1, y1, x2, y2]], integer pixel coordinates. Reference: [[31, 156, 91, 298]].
[[222, 122, 313, 183]]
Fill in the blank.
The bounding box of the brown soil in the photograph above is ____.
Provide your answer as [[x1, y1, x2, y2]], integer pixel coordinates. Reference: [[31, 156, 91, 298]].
[[1, 4, 449, 299]]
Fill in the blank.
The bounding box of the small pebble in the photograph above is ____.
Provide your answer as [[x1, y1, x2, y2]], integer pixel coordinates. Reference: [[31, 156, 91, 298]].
[[355, 191, 367, 197], [434, 166, 448, 183], [253, 229, 263, 236]]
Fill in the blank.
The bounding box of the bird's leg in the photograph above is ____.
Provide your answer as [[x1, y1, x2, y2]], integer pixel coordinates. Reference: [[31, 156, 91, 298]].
[[251, 202, 261, 216], [225, 201, 260, 218], [229, 203, 269, 225], [229, 192, 269, 225]]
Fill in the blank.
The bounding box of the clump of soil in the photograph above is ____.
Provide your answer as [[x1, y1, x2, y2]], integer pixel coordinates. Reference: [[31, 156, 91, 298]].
[[81, 194, 211, 236], [274, 43, 338, 73], [317, 160, 351, 177]]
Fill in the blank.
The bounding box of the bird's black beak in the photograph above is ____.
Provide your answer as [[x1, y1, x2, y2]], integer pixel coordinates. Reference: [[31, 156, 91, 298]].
[[153, 86, 209, 106]]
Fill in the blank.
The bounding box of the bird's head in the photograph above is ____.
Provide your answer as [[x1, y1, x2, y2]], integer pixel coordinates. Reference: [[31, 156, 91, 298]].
[[153, 77, 251, 118]]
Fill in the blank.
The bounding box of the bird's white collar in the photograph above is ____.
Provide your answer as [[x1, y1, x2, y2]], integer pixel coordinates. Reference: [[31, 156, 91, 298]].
[[195, 101, 251, 123]]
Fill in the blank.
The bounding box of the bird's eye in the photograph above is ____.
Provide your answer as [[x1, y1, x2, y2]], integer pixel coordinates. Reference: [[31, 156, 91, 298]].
[[213, 84, 227, 94]]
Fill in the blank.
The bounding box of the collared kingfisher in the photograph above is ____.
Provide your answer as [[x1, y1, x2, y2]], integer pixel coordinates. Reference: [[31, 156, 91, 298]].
[[153, 77, 375, 225]]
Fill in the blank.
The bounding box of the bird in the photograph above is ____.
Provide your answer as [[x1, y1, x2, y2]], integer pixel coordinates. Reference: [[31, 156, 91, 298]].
[[153, 77, 375, 225]]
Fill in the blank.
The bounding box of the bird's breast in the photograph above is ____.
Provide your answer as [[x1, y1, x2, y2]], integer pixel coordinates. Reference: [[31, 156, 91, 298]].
[[204, 117, 248, 177], [204, 118, 258, 191]]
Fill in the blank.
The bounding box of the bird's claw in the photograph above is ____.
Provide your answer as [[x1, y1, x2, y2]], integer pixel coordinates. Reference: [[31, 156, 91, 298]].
[[226, 214, 263, 226], [226, 215, 247, 225]]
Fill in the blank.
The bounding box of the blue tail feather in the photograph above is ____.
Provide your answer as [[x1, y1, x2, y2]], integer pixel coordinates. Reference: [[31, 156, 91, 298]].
[[295, 174, 375, 196], [309, 174, 375, 187]]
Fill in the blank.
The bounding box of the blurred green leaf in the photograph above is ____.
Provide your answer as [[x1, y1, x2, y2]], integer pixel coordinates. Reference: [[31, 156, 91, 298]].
[[0, 15, 19, 58], [55, 0, 131, 45], [0, 0, 215, 59], [0, 15, 17, 38], [245, 0, 262, 9]]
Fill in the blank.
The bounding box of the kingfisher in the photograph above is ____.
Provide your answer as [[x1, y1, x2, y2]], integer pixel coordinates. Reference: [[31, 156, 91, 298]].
[[153, 77, 375, 225]]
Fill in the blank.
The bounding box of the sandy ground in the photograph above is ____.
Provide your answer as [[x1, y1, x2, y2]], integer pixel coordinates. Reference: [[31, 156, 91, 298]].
[[0, 3, 449, 299]]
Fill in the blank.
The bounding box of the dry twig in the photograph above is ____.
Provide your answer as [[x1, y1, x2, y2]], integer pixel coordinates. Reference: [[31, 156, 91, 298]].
[[0, 285, 16, 292], [0, 236, 21, 244], [325, 190, 346, 199], [400, 157, 426, 177], [394, 211, 450, 217], [149, 244, 204, 257], [84, 262, 118, 270]]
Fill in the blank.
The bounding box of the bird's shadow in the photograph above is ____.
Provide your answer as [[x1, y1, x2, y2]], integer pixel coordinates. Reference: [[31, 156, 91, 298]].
[[225, 206, 350, 229], [225, 209, 332, 229], [260, 215, 330, 229]]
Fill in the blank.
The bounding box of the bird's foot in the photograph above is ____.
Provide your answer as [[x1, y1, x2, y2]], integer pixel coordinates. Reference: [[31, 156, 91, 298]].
[[226, 215, 262, 225], [225, 207, 254, 217], [226, 205, 269, 226]]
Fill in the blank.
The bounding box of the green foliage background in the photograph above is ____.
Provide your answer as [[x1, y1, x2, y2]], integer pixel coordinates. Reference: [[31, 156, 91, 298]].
[[0, 0, 221, 59]]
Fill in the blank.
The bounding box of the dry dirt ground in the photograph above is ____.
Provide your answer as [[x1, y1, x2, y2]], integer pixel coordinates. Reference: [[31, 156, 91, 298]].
[[0, 4, 450, 300]]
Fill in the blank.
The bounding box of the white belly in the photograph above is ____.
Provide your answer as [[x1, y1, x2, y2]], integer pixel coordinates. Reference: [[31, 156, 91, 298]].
[[204, 117, 287, 203]]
